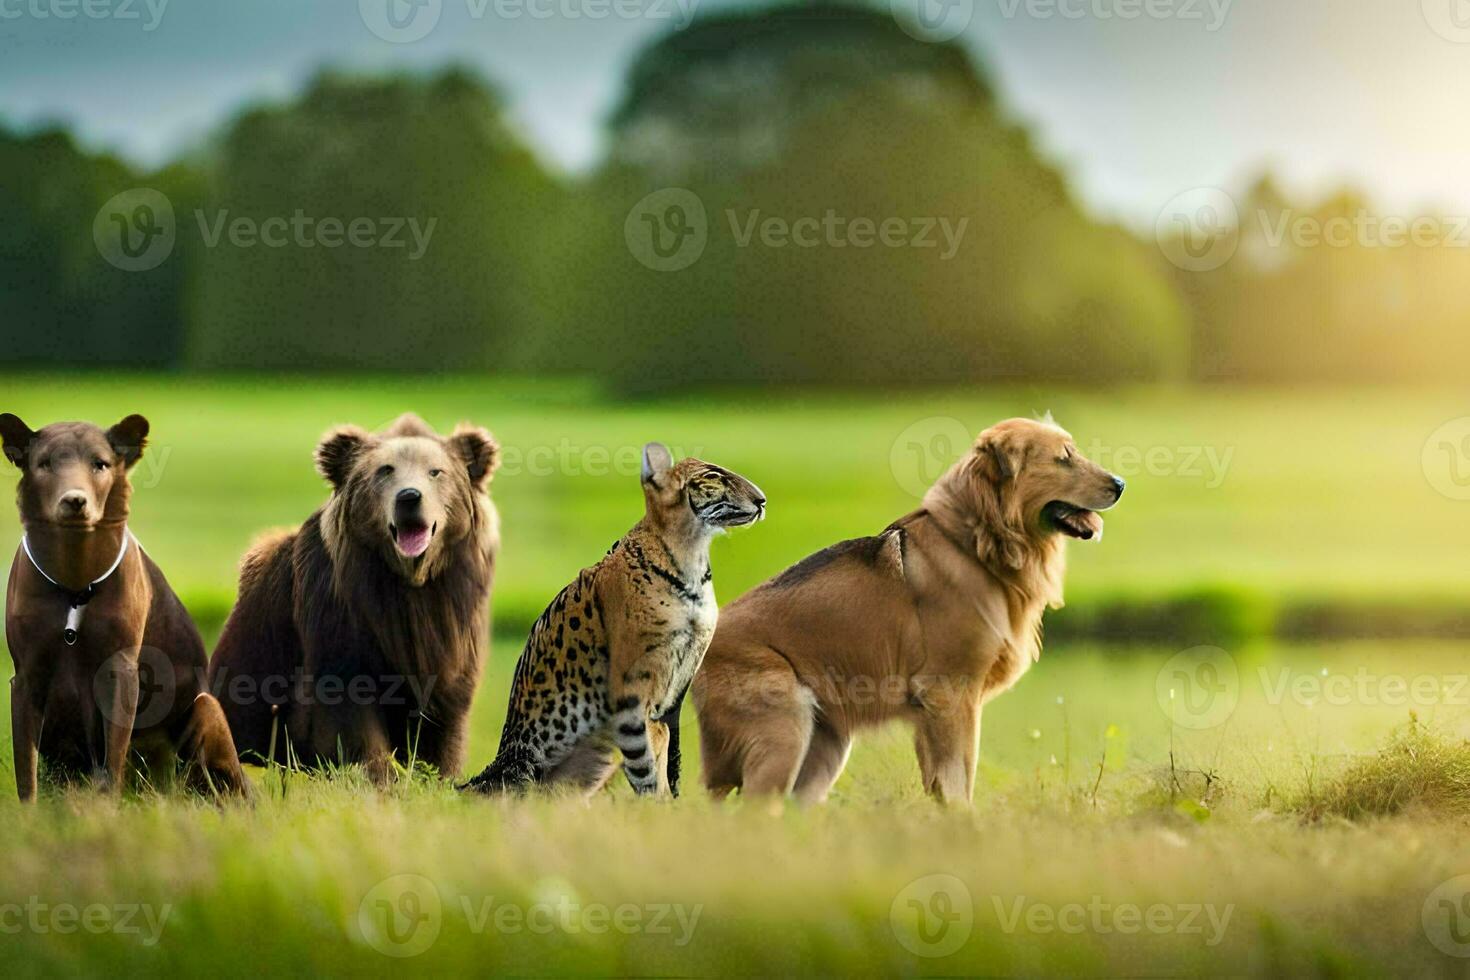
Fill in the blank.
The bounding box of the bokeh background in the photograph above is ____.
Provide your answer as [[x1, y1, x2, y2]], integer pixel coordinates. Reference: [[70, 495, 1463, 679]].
[[7, 0, 1470, 386], [4, 1, 1470, 976]]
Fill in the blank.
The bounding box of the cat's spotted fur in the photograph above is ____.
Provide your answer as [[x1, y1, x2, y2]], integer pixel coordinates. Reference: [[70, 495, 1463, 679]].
[[463, 443, 764, 796]]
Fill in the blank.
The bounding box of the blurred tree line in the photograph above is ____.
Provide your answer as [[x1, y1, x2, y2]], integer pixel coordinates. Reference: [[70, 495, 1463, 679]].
[[0, 3, 1460, 387]]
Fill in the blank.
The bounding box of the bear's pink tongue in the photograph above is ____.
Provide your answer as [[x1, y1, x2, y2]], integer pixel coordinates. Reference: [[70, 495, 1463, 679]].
[[395, 524, 431, 557]]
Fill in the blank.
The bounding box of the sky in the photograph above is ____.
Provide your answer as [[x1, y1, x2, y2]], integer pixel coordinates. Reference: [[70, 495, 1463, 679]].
[[2, 0, 1467, 228]]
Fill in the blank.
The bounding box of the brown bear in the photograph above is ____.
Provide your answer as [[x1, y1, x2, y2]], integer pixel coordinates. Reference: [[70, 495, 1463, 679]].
[[207, 413, 499, 781]]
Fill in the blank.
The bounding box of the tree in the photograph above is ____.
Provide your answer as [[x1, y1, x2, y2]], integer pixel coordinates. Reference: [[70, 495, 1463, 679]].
[[187, 68, 563, 372], [555, 2, 1189, 391]]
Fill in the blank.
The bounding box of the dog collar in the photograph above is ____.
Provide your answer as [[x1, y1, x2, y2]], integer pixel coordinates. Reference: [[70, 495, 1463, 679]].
[[20, 530, 131, 646]]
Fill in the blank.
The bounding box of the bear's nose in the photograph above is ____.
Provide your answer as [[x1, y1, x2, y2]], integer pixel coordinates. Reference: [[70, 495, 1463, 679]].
[[396, 488, 422, 506]]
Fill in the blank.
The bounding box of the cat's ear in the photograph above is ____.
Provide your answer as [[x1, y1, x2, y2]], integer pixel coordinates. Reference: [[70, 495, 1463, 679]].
[[641, 442, 673, 487]]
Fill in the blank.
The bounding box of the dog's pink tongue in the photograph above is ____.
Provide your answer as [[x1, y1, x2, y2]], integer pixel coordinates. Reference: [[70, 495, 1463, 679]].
[[396, 526, 431, 557], [1075, 510, 1104, 540]]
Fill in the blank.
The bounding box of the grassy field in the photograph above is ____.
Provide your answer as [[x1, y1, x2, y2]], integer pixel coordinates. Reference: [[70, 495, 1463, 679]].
[[2, 377, 1469, 976], [1, 375, 1467, 619]]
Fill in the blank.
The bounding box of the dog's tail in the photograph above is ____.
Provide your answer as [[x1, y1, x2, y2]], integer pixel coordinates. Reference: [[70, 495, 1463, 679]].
[[459, 742, 539, 794]]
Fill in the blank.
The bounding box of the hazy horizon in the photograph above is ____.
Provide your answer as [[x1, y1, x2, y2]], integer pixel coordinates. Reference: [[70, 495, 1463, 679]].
[[3, 0, 1467, 228]]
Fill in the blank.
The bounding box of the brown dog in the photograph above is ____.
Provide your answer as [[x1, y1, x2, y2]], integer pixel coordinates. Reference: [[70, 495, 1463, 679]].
[[207, 414, 499, 782], [2, 414, 249, 800], [691, 417, 1123, 805]]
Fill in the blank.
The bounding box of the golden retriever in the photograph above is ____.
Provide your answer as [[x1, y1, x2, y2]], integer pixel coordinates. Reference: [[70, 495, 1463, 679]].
[[690, 417, 1123, 804]]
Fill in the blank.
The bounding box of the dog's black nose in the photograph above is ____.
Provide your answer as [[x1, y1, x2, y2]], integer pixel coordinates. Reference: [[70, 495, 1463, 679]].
[[753, 495, 766, 509], [1111, 476, 1126, 499], [396, 488, 422, 506], [59, 492, 87, 514]]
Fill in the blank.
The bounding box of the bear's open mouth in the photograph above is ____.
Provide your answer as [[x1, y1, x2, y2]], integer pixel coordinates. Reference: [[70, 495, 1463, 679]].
[[1043, 501, 1104, 541], [390, 519, 435, 558]]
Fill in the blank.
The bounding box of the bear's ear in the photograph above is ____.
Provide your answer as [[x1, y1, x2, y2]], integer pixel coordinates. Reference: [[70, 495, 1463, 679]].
[[641, 442, 673, 487], [315, 425, 372, 490], [106, 414, 150, 469], [449, 424, 499, 490], [0, 413, 35, 469]]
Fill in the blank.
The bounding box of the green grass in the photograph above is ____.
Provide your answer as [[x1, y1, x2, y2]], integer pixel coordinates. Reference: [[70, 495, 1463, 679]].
[[2, 377, 1469, 976], [5, 638, 1470, 975], [3, 375, 1467, 628]]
